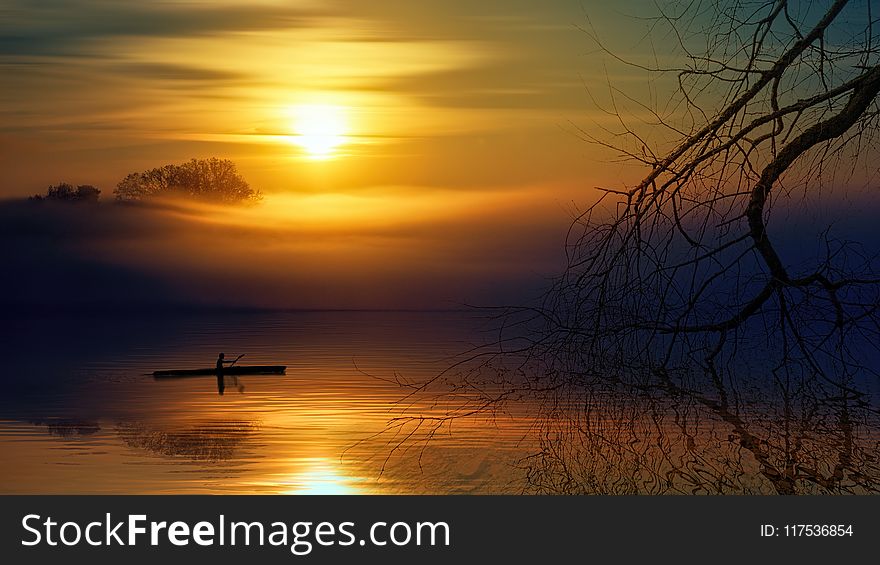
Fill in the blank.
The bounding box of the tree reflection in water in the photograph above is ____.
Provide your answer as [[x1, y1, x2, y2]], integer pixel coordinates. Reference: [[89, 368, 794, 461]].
[[116, 420, 257, 463]]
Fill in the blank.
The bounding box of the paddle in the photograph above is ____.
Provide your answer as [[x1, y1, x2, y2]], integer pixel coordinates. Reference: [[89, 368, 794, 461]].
[[229, 354, 246, 393]]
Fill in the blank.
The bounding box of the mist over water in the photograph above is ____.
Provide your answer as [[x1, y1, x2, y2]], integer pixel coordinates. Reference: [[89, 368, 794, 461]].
[[0, 190, 564, 312]]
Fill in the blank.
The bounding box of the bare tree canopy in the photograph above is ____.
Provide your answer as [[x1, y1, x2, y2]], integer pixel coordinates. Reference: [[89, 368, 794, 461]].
[[389, 0, 880, 494], [114, 158, 261, 204]]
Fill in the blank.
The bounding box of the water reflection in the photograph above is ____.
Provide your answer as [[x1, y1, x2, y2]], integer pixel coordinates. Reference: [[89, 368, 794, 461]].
[[31, 418, 101, 438], [282, 459, 364, 495], [217, 375, 247, 395], [116, 420, 257, 462], [389, 351, 880, 494], [0, 311, 524, 493], [6, 309, 868, 493]]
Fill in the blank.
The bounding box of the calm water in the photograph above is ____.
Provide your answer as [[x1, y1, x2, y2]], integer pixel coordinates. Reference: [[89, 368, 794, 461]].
[[0, 311, 533, 494], [5, 310, 877, 495]]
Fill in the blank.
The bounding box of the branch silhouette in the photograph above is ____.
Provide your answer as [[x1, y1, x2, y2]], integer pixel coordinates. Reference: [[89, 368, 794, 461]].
[[378, 0, 880, 494]]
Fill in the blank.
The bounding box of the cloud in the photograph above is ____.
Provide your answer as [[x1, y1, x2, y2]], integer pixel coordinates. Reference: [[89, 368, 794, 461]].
[[111, 62, 252, 83], [0, 1, 605, 200], [0, 1, 322, 57]]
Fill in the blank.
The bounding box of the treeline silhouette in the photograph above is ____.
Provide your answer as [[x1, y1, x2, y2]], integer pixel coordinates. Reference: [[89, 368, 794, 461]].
[[29, 183, 100, 203], [29, 158, 260, 205]]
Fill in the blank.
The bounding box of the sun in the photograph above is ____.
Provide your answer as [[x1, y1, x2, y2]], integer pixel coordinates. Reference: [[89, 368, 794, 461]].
[[290, 104, 348, 160]]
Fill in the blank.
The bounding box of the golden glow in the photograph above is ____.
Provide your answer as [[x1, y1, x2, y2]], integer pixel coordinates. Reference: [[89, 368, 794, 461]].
[[159, 187, 559, 233], [283, 459, 361, 495], [289, 104, 349, 160]]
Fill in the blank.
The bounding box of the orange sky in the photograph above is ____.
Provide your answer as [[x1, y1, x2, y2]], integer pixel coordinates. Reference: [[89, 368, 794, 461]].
[[0, 1, 668, 308], [0, 1, 665, 196], [3, 1, 875, 309]]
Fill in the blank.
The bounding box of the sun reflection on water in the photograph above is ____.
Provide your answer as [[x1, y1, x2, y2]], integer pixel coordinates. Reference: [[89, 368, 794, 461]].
[[282, 459, 363, 495]]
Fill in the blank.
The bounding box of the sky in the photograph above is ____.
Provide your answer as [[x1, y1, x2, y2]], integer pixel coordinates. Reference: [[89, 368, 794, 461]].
[[0, 0, 646, 193], [1, 0, 876, 310], [0, 0, 657, 310]]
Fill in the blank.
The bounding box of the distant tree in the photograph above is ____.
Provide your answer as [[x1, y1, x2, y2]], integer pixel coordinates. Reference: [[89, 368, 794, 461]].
[[29, 183, 101, 203], [114, 158, 261, 204]]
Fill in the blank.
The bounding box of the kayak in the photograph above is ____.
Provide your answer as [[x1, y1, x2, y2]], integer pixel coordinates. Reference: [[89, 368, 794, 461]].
[[153, 365, 286, 378]]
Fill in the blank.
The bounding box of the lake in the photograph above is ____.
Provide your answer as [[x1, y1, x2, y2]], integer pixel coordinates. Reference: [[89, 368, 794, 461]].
[[0, 310, 533, 494], [3, 309, 877, 495]]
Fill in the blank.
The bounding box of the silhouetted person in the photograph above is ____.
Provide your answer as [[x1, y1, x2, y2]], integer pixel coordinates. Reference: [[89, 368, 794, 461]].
[[216, 352, 228, 376], [216, 352, 234, 395]]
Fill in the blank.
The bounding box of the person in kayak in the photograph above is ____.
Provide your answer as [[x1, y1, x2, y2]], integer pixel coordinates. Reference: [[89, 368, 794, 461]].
[[216, 352, 229, 376], [216, 353, 245, 395], [216, 352, 236, 395]]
